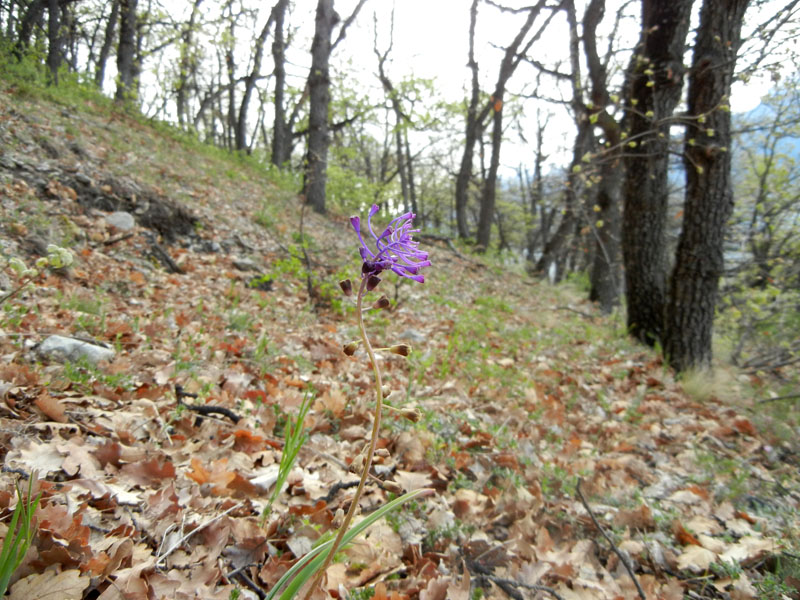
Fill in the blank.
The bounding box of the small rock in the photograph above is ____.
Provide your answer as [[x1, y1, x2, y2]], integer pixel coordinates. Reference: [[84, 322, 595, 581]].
[[38, 335, 115, 364], [106, 211, 136, 231], [232, 256, 260, 271], [75, 172, 92, 185]]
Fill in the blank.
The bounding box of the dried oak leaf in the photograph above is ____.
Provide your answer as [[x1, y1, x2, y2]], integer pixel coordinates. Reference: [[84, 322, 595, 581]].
[[673, 521, 701, 546], [9, 568, 89, 600], [35, 391, 67, 423], [120, 456, 176, 487], [613, 504, 656, 531]]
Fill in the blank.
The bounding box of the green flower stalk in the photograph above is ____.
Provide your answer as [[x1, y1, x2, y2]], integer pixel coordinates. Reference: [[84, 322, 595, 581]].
[[302, 205, 429, 599]]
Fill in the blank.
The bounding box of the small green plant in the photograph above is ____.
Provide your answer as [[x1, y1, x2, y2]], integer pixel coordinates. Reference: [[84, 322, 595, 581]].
[[261, 390, 314, 523], [1, 245, 74, 307], [346, 587, 376, 600], [0, 473, 42, 596]]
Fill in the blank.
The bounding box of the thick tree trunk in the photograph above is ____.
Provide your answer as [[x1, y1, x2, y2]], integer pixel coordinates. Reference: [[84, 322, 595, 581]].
[[588, 146, 623, 312], [622, 0, 694, 344], [271, 0, 290, 167], [114, 0, 138, 102], [46, 0, 61, 84], [303, 0, 337, 214], [663, 0, 750, 371]]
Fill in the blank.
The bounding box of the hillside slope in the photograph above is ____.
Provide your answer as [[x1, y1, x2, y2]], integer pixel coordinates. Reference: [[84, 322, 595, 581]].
[[1, 84, 799, 600]]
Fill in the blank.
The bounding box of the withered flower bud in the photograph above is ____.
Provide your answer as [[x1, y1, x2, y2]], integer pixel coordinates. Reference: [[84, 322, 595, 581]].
[[342, 340, 360, 356], [382, 480, 403, 494], [332, 508, 345, 528], [366, 274, 381, 291], [339, 279, 353, 296], [349, 454, 366, 473], [388, 344, 411, 357], [373, 295, 390, 310], [400, 407, 422, 423]]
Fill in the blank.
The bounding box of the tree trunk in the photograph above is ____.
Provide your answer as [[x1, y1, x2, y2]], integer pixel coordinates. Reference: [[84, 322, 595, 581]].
[[114, 0, 138, 102], [455, 0, 481, 240], [582, 0, 623, 312], [14, 0, 45, 58], [622, 0, 694, 344], [663, 0, 750, 371], [303, 0, 338, 214], [476, 99, 502, 250], [236, 4, 277, 153], [175, 0, 203, 127], [94, 0, 119, 88], [46, 0, 61, 84], [271, 0, 290, 167], [588, 139, 623, 313]]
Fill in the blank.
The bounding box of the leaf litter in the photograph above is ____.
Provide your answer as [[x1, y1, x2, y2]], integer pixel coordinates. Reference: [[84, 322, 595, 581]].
[[0, 87, 799, 600]]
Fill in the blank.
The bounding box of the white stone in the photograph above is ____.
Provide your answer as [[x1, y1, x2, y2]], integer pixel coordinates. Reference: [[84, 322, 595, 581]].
[[106, 211, 136, 231], [38, 335, 115, 364]]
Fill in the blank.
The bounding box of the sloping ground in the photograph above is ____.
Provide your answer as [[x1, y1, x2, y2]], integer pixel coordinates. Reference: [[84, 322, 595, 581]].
[[1, 85, 799, 600]]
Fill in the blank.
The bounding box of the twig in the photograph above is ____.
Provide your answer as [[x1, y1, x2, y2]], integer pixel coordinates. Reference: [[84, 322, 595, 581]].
[[482, 575, 566, 600], [103, 232, 135, 246], [175, 384, 241, 423], [554, 305, 596, 320], [757, 393, 800, 404], [156, 502, 242, 568], [232, 569, 267, 600], [146, 234, 183, 274], [576, 479, 646, 600]]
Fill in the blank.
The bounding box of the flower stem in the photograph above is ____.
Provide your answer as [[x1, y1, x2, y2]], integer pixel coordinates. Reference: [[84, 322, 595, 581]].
[[303, 277, 384, 599]]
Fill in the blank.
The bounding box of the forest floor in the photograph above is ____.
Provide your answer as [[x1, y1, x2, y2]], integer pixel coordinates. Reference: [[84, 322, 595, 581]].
[[1, 82, 800, 600]]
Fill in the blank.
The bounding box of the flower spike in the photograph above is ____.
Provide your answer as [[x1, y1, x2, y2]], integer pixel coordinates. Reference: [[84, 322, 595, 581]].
[[351, 204, 430, 283]]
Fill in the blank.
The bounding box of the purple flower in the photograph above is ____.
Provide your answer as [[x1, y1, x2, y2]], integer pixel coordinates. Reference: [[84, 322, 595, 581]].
[[350, 204, 430, 283]]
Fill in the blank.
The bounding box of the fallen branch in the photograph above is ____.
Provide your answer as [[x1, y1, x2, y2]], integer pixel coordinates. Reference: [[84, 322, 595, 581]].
[[576, 479, 646, 600]]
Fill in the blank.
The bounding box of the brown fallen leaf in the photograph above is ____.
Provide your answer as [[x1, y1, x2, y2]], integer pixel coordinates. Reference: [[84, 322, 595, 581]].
[[35, 391, 67, 423], [673, 521, 701, 546], [9, 568, 89, 600], [420, 576, 449, 600], [676, 545, 716, 572]]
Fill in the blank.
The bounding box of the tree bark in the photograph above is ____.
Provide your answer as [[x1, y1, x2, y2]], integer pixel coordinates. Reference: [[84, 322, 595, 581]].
[[114, 0, 138, 102], [663, 0, 750, 371], [95, 0, 120, 88], [271, 0, 290, 167], [236, 3, 278, 153], [14, 0, 45, 58], [622, 0, 694, 343], [583, 0, 623, 313], [46, 0, 61, 84], [303, 0, 338, 214]]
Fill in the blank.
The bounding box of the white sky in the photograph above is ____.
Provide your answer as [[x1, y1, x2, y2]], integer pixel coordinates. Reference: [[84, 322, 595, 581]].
[[327, 0, 781, 172]]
